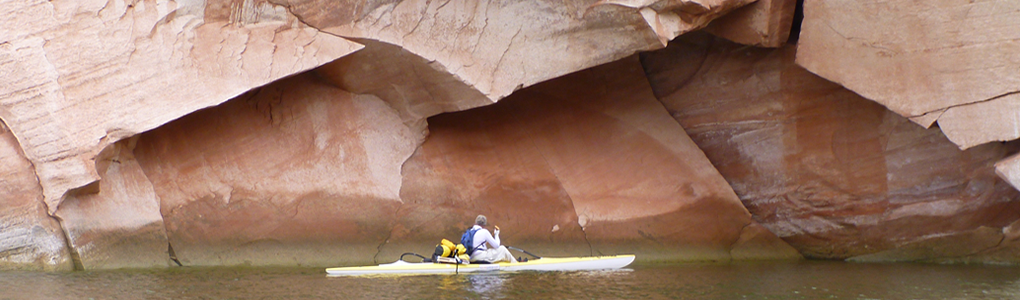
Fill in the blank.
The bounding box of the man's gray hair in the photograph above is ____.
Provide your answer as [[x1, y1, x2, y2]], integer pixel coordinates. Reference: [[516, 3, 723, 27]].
[[475, 215, 488, 226]]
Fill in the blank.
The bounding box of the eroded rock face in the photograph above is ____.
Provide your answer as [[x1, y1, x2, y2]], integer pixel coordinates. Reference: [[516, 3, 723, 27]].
[[596, 0, 757, 45], [314, 39, 494, 134], [124, 52, 801, 266], [289, 0, 657, 102], [7, 0, 1018, 270], [307, 0, 756, 140], [0, 122, 72, 271], [643, 33, 1020, 261], [0, 0, 789, 270], [277, 0, 753, 107], [133, 73, 419, 266], [396, 55, 801, 262], [0, 0, 362, 214], [996, 155, 1020, 192], [937, 94, 1020, 150], [795, 0, 1020, 149], [54, 138, 170, 269], [704, 0, 797, 47]]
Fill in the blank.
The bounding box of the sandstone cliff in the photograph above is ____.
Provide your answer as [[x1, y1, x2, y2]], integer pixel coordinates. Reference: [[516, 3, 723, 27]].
[[0, 122, 71, 271], [643, 33, 1020, 262], [795, 0, 1020, 189], [1, 0, 362, 218], [3, 0, 1020, 270], [396, 56, 799, 262]]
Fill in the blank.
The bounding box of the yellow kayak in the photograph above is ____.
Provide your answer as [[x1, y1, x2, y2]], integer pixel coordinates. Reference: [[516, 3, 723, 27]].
[[326, 255, 635, 276]]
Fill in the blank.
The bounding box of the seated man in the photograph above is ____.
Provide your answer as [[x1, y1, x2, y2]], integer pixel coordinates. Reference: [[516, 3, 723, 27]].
[[466, 215, 517, 263]]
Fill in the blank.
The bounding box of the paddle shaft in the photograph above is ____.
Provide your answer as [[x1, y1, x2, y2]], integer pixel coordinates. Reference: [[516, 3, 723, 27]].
[[507, 246, 542, 259]]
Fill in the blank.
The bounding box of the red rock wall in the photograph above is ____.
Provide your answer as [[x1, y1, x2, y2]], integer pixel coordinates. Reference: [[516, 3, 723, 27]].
[[54, 139, 171, 269], [397, 55, 801, 262], [0, 0, 361, 215], [6, 0, 1020, 270], [0, 122, 72, 271], [132, 73, 419, 266], [122, 55, 800, 266], [796, 0, 1020, 150], [1, 0, 768, 270], [642, 33, 1020, 261], [705, 0, 798, 47]]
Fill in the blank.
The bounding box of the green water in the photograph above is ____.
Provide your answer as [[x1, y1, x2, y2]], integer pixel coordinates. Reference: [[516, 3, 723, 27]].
[[2, 261, 1020, 299]]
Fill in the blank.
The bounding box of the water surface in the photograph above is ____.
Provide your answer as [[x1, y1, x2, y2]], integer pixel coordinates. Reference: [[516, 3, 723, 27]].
[[3, 261, 1020, 299]]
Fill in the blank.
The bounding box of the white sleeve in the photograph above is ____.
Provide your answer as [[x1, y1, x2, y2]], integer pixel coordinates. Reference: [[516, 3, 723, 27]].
[[484, 229, 500, 248], [475, 229, 500, 249]]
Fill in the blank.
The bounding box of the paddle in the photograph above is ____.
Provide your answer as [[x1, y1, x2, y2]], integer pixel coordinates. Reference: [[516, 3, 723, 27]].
[[400, 252, 431, 263], [506, 246, 542, 259]]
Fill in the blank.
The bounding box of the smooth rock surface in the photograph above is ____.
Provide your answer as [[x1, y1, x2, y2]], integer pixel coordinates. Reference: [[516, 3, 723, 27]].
[[704, 0, 797, 47], [997, 154, 1020, 192], [0, 0, 801, 270], [133, 73, 419, 266], [795, 0, 1020, 148], [968, 220, 1020, 264], [302, 0, 757, 153], [6, 0, 1020, 270], [644, 33, 1020, 260], [0, 0, 362, 214], [280, 0, 747, 106], [937, 93, 1020, 150], [396, 55, 801, 262], [848, 226, 1005, 263], [315, 39, 494, 134], [0, 122, 72, 271], [54, 138, 170, 269], [597, 0, 757, 45]]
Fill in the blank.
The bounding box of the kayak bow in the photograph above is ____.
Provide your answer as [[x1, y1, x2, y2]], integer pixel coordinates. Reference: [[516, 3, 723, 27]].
[[326, 255, 635, 276]]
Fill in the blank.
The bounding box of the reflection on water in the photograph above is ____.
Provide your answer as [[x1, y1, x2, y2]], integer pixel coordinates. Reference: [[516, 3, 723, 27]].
[[2, 261, 1020, 299], [464, 274, 505, 297]]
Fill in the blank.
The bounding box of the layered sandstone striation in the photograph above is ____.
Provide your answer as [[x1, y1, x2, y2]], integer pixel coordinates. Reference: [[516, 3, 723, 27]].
[[795, 0, 1020, 241], [642, 33, 1020, 261]]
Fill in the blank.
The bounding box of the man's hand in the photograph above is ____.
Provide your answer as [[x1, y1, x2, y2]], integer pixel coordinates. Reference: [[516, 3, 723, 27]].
[[494, 225, 500, 235]]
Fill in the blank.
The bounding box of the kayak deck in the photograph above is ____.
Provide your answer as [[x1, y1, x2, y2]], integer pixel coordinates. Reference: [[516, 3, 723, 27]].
[[326, 255, 635, 276]]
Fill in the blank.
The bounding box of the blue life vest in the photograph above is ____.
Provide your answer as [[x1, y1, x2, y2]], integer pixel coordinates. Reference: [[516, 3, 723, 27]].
[[461, 227, 481, 254]]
